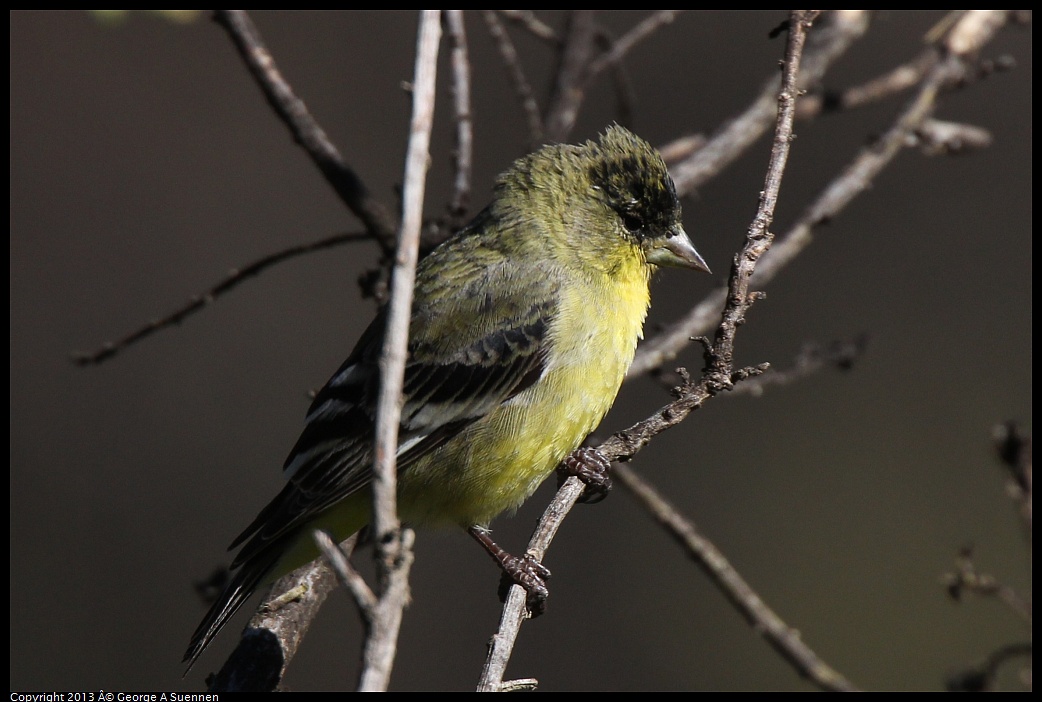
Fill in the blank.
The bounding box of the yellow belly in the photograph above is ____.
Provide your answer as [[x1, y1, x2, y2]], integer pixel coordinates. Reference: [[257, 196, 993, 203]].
[[397, 262, 651, 528]]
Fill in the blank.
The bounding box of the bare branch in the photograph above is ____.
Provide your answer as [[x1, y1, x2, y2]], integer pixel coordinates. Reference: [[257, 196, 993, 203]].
[[993, 422, 1033, 532], [314, 532, 375, 618], [945, 642, 1033, 692], [941, 9, 1012, 56], [543, 10, 599, 142], [445, 10, 474, 225], [606, 17, 862, 693], [477, 474, 588, 691], [702, 6, 818, 390], [357, 10, 441, 692], [587, 11, 684, 80], [212, 10, 397, 251], [669, 10, 870, 196], [941, 547, 1032, 623], [652, 334, 869, 397], [614, 463, 860, 691], [798, 52, 934, 117], [73, 231, 368, 366], [482, 11, 544, 145], [941, 423, 1032, 692], [912, 118, 993, 155], [497, 10, 560, 44], [594, 29, 638, 130], [208, 560, 341, 691], [632, 9, 1014, 376], [657, 133, 708, 164]]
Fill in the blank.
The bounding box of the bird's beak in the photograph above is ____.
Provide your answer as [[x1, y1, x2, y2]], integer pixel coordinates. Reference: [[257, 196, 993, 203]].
[[645, 226, 711, 274]]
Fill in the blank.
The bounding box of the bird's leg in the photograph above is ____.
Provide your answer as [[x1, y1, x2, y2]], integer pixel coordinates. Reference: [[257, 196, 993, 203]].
[[557, 446, 613, 503], [468, 526, 550, 614]]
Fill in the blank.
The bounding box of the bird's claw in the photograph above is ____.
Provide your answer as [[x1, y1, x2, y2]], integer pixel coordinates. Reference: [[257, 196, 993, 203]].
[[497, 553, 550, 615], [558, 446, 613, 503]]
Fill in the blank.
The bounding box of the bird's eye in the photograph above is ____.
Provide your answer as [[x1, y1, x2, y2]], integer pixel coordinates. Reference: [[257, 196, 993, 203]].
[[620, 210, 643, 234]]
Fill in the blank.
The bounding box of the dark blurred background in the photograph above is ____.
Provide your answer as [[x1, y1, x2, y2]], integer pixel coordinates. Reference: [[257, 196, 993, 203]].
[[10, 11, 1031, 691]]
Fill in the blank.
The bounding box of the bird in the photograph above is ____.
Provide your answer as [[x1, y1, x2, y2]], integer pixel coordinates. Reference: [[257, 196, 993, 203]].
[[184, 124, 710, 668]]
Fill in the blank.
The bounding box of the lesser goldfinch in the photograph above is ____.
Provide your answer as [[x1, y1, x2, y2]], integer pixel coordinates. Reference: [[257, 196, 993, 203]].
[[184, 125, 710, 667]]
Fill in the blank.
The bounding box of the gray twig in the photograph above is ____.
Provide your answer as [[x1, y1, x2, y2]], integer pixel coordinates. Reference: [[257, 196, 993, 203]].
[[357, 10, 441, 692], [212, 10, 397, 251]]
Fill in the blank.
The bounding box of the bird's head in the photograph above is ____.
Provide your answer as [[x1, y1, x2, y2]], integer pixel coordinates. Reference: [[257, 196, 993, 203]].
[[495, 125, 710, 276]]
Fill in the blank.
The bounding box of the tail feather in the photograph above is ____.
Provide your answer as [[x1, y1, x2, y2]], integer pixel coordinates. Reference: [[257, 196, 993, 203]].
[[182, 541, 284, 672], [184, 492, 371, 672]]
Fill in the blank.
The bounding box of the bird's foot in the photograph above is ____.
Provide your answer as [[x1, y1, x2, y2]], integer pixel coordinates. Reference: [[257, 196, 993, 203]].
[[557, 446, 613, 503], [469, 526, 550, 615]]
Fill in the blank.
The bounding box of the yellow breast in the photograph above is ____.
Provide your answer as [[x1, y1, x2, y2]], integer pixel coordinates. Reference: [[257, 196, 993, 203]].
[[398, 253, 651, 528]]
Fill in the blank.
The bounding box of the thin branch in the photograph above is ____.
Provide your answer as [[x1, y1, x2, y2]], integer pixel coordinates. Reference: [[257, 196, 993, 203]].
[[946, 642, 1033, 692], [993, 422, 1032, 532], [701, 7, 817, 390], [614, 463, 860, 691], [368, 9, 437, 565], [314, 531, 375, 618], [212, 10, 398, 251], [482, 11, 544, 145], [654, 334, 869, 397], [478, 11, 819, 689], [658, 133, 708, 164], [477, 473, 589, 691], [543, 10, 599, 143], [912, 118, 993, 156], [73, 231, 369, 366], [798, 52, 935, 117], [584, 11, 685, 129], [631, 9, 1013, 376], [355, 10, 441, 692], [942, 424, 1032, 692], [669, 9, 870, 197], [445, 10, 474, 225], [942, 547, 1032, 623], [609, 17, 860, 693], [941, 9, 1012, 55], [208, 559, 341, 692], [497, 10, 560, 44], [586, 10, 684, 80], [594, 28, 638, 131]]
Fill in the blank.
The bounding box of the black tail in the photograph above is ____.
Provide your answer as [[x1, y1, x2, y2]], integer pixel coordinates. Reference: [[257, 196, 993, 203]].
[[183, 543, 283, 672]]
